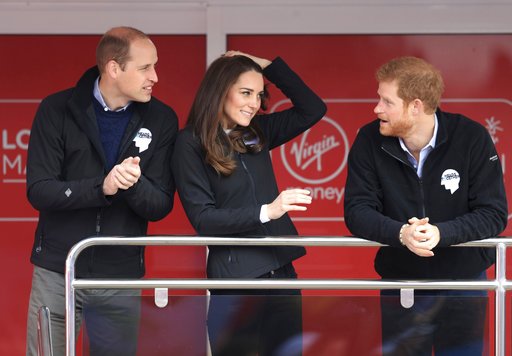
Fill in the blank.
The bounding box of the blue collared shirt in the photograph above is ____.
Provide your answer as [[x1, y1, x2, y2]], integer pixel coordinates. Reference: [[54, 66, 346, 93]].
[[399, 114, 438, 178], [93, 77, 131, 112]]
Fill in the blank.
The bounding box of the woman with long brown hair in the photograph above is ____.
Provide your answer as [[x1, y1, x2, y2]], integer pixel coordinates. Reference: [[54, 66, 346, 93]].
[[172, 51, 326, 355]]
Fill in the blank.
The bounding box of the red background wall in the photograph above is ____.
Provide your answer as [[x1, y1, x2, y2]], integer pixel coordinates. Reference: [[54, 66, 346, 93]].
[[0, 34, 511, 354]]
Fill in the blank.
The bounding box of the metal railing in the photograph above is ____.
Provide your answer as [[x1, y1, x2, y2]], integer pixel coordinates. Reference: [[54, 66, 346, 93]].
[[65, 236, 512, 356], [37, 306, 53, 356]]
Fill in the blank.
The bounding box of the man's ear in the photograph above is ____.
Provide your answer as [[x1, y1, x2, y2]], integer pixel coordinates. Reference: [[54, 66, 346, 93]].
[[411, 99, 423, 115], [105, 60, 120, 79]]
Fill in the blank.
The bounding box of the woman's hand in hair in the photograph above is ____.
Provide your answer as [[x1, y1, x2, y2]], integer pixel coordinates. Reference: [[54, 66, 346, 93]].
[[224, 50, 272, 69], [267, 189, 312, 220]]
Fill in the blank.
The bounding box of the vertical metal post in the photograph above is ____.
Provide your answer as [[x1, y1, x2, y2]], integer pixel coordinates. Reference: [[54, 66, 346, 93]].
[[37, 306, 53, 356], [65, 252, 77, 356], [495, 242, 506, 356]]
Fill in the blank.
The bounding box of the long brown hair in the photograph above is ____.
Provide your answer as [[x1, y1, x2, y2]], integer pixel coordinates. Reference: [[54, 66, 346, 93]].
[[187, 55, 269, 175]]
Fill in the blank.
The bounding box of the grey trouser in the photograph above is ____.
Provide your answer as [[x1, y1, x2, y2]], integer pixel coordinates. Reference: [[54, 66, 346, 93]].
[[26, 266, 141, 356]]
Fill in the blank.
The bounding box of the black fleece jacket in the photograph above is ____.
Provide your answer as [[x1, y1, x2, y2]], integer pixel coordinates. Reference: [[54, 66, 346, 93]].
[[344, 109, 507, 279], [27, 66, 178, 278], [172, 57, 327, 278]]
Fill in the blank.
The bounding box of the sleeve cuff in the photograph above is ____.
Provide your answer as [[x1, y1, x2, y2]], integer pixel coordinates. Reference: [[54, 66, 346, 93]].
[[260, 204, 270, 223]]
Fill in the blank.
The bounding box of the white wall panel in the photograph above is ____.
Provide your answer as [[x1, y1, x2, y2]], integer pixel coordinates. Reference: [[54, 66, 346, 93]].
[[0, 1, 510, 75], [0, 2, 206, 34]]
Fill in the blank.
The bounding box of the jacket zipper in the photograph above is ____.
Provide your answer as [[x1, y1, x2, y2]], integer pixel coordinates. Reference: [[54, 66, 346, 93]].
[[418, 179, 426, 218], [119, 120, 144, 160], [35, 233, 43, 253], [237, 152, 278, 267], [238, 153, 260, 211], [89, 209, 102, 273], [382, 145, 431, 274], [233, 153, 267, 263], [95, 210, 102, 235], [381, 146, 427, 217]]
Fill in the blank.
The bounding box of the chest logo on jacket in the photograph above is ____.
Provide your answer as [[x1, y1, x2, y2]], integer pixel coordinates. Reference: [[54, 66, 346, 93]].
[[441, 169, 460, 194], [133, 128, 152, 153]]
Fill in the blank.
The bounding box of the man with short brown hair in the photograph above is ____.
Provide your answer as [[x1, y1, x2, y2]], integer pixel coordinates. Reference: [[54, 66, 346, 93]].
[[26, 26, 178, 355], [344, 56, 507, 355]]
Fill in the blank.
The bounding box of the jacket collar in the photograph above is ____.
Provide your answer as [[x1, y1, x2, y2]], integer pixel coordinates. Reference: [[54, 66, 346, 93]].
[[433, 108, 448, 147], [69, 66, 151, 117], [380, 108, 448, 161], [66, 66, 151, 171]]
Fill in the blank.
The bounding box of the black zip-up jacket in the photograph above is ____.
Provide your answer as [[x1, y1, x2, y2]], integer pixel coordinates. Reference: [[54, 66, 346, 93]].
[[344, 109, 507, 279], [27, 66, 178, 278], [172, 57, 327, 278]]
